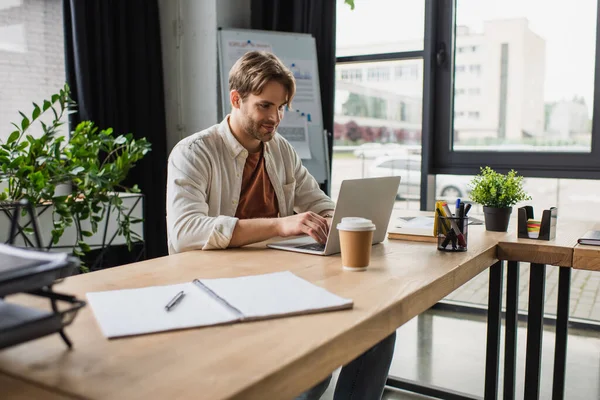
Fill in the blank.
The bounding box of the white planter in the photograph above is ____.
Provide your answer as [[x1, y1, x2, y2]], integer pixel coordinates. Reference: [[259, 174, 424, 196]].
[[0, 193, 144, 253]]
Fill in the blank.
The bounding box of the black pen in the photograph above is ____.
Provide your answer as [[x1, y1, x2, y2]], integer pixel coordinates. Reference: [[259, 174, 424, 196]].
[[464, 203, 472, 216], [458, 203, 465, 232], [165, 290, 185, 312]]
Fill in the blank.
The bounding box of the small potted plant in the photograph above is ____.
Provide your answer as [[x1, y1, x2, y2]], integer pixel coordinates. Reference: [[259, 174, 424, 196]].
[[468, 166, 531, 232]]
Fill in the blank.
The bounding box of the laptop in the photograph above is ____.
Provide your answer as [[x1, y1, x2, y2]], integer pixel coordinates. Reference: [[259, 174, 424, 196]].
[[267, 176, 401, 255]]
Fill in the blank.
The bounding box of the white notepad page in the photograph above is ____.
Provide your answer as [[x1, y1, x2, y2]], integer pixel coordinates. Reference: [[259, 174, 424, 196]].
[[86, 282, 239, 338], [201, 271, 353, 320], [87, 272, 353, 339]]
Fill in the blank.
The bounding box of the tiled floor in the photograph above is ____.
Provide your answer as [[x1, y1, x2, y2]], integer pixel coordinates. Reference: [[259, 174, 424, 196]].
[[319, 309, 600, 400]]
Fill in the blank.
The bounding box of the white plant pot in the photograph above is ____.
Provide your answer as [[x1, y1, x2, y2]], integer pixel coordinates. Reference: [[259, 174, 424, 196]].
[[0, 193, 144, 253]]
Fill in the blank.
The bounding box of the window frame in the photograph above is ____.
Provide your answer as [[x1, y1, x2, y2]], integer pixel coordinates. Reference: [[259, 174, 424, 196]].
[[426, 0, 600, 182]]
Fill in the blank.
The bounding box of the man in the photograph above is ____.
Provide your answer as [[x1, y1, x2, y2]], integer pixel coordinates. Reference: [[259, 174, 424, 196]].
[[167, 51, 395, 399]]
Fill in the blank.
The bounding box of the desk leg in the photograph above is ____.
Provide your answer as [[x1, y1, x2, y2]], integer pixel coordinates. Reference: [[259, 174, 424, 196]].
[[524, 263, 546, 399], [503, 261, 519, 400], [485, 261, 503, 400], [552, 267, 571, 400]]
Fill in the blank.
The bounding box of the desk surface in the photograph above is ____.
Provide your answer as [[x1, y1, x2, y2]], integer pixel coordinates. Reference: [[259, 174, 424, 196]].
[[496, 219, 595, 267], [2, 215, 597, 400], [573, 223, 600, 271], [0, 227, 505, 400], [573, 245, 600, 271], [1, 373, 73, 400]]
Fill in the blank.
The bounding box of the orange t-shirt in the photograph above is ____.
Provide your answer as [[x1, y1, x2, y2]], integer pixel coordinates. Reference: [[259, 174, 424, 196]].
[[235, 148, 279, 219]]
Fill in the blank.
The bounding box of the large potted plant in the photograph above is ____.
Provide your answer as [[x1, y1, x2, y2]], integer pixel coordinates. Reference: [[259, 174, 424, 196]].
[[0, 84, 151, 271], [468, 166, 531, 232]]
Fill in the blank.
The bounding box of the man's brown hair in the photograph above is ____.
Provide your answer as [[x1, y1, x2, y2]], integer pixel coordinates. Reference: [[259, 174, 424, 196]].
[[229, 51, 296, 107]]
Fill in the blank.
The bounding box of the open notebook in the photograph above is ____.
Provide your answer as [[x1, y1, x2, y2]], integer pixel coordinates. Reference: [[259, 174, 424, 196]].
[[87, 271, 353, 338]]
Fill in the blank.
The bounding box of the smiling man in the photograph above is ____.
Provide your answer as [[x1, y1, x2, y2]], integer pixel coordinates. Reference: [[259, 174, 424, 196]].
[[166, 51, 395, 400], [167, 51, 334, 253]]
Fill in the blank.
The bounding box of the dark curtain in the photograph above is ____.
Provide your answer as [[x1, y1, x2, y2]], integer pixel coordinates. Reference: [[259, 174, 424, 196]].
[[63, 0, 168, 263], [251, 0, 336, 194]]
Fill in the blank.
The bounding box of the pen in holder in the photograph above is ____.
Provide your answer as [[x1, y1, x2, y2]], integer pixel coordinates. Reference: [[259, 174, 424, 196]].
[[517, 206, 557, 240], [436, 214, 468, 252]]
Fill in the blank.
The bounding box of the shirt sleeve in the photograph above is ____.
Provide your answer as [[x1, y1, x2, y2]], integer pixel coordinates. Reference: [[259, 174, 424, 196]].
[[166, 144, 238, 253], [286, 143, 336, 215]]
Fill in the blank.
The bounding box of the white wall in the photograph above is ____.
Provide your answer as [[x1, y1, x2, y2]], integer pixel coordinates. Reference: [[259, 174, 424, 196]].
[[158, 0, 251, 153]]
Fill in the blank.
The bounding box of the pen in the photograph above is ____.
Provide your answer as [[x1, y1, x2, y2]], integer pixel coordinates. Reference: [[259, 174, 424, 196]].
[[464, 203, 472, 216], [436, 208, 451, 231], [436, 208, 453, 248], [165, 290, 185, 312], [455, 199, 461, 215]]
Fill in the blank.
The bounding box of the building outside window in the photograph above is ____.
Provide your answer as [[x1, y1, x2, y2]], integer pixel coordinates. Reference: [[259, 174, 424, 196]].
[[340, 68, 363, 82], [367, 66, 391, 81]]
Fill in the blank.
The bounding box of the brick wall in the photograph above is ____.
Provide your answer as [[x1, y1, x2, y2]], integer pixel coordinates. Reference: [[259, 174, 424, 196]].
[[0, 0, 66, 140]]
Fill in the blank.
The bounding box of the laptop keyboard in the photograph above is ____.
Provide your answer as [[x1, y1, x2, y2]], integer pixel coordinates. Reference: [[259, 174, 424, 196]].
[[296, 243, 326, 252]]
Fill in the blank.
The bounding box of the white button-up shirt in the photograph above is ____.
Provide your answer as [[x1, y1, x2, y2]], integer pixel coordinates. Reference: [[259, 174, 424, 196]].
[[166, 117, 335, 253]]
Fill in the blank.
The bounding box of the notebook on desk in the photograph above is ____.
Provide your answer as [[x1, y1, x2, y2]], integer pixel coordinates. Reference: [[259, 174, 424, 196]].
[[577, 230, 600, 246], [86, 271, 353, 338]]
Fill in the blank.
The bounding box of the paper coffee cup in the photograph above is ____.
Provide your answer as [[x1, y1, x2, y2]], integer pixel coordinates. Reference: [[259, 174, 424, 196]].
[[336, 217, 376, 271]]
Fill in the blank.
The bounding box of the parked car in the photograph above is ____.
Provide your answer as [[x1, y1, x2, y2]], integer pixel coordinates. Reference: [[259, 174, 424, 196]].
[[369, 155, 472, 200], [353, 143, 405, 159]]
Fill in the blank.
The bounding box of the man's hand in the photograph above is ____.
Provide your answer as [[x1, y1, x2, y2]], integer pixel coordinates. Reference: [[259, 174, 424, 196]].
[[277, 212, 330, 244]]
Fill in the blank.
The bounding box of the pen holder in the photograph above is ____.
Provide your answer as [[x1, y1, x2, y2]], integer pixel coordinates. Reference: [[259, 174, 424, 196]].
[[517, 206, 557, 240], [436, 215, 468, 252]]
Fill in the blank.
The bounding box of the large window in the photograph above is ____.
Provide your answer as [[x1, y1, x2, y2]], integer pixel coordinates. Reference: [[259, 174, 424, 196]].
[[335, 0, 600, 341], [430, 0, 600, 181], [334, 0, 425, 206], [336, 0, 600, 216], [453, 0, 596, 152], [0, 0, 66, 141]]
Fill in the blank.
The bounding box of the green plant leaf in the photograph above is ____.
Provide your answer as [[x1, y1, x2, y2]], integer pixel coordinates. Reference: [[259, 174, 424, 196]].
[[19, 112, 30, 131], [78, 241, 91, 252], [6, 131, 19, 144], [32, 103, 41, 120], [81, 230, 93, 237]]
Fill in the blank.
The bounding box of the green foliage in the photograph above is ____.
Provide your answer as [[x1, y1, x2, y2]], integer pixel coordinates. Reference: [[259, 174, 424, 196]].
[[468, 166, 531, 208], [345, 0, 355, 10], [0, 84, 151, 272]]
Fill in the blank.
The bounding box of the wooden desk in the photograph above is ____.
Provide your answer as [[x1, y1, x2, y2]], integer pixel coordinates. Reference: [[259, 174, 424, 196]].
[[389, 217, 599, 400], [573, 245, 600, 271], [1, 374, 74, 400], [573, 222, 600, 272], [0, 227, 504, 400], [496, 219, 593, 267]]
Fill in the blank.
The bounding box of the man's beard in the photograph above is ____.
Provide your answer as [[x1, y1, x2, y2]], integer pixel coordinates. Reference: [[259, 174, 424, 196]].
[[241, 110, 276, 142]]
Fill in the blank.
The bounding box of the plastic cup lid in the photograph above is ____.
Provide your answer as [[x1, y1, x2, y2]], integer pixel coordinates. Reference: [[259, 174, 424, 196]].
[[337, 217, 376, 231]]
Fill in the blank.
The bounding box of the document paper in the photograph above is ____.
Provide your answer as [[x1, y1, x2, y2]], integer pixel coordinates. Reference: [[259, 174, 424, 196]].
[[278, 110, 311, 159], [87, 271, 353, 339]]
